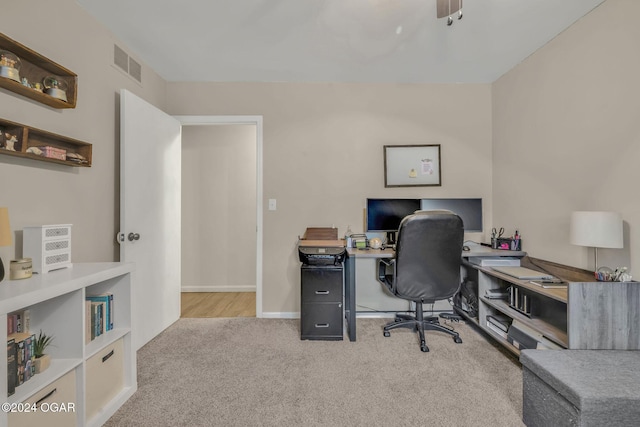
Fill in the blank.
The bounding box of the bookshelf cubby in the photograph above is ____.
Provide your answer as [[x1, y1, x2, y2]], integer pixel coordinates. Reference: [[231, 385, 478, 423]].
[[1, 263, 135, 427]]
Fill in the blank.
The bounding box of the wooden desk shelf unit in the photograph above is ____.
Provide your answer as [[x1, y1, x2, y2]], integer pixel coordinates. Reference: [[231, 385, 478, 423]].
[[460, 257, 640, 355], [0, 118, 92, 167], [0, 32, 77, 109]]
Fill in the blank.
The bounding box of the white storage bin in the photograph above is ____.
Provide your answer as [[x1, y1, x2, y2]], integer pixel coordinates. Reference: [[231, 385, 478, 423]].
[[8, 369, 78, 427], [23, 225, 72, 273], [85, 338, 125, 421]]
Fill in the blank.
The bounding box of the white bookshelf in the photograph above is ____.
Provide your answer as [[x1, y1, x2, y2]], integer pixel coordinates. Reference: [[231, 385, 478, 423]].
[[1, 263, 136, 427]]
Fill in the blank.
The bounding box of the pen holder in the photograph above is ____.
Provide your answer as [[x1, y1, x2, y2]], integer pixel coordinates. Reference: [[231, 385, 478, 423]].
[[496, 237, 521, 251]]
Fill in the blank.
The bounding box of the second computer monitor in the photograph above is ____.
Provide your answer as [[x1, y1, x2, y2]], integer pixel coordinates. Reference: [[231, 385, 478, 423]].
[[420, 198, 483, 232]]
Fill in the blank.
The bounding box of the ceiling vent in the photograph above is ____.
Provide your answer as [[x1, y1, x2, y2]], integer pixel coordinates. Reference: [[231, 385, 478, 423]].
[[113, 44, 142, 84]]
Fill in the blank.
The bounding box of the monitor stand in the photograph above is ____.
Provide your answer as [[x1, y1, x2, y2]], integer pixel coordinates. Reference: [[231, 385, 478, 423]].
[[385, 231, 397, 246]]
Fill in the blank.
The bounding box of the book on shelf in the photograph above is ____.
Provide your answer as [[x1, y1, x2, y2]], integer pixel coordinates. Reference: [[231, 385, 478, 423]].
[[86, 293, 114, 332], [7, 338, 16, 396], [9, 332, 35, 386], [485, 288, 509, 300], [6, 309, 30, 335], [529, 280, 568, 289], [486, 314, 512, 333], [486, 320, 508, 339], [85, 300, 91, 344]]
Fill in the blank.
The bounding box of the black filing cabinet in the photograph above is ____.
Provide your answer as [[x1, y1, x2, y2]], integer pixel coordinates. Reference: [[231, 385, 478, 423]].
[[300, 265, 344, 340]]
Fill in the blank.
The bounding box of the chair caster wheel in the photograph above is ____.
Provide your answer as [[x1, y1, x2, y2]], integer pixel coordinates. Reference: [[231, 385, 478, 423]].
[[453, 336, 463, 344], [383, 331, 390, 337], [421, 345, 429, 352]]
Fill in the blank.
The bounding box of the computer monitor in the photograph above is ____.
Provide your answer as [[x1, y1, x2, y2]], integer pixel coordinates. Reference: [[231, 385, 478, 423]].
[[366, 198, 421, 244], [420, 198, 483, 232]]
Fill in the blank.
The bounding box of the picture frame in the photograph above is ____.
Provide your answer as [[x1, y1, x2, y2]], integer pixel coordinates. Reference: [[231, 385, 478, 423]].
[[384, 144, 441, 187]]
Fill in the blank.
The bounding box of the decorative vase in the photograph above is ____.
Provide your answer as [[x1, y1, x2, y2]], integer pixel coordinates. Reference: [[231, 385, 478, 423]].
[[34, 354, 50, 374]]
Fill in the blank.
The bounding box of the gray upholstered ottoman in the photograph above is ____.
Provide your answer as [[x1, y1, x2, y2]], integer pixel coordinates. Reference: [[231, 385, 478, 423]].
[[520, 350, 640, 427]]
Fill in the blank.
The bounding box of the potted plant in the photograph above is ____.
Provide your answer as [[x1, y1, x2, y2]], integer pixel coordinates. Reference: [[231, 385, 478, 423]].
[[33, 330, 54, 374]]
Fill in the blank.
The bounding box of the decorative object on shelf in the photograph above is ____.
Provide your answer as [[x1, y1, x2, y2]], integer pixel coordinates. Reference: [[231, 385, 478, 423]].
[[595, 266, 632, 282], [0, 207, 11, 282], [0, 50, 20, 82], [0, 32, 77, 108], [3, 132, 18, 151], [42, 145, 66, 160], [33, 330, 54, 374], [9, 258, 32, 280], [43, 75, 68, 102], [25, 146, 43, 155], [23, 224, 72, 274], [384, 144, 441, 187], [0, 117, 92, 167], [570, 211, 623, 275]]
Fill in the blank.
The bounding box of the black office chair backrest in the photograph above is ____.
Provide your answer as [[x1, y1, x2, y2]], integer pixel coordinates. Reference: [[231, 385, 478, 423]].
[[394, 210, 464, 302]]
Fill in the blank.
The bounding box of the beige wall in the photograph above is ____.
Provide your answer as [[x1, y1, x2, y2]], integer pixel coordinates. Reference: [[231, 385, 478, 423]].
[[181, 125, 257, 292], [0, 0, 167, 264], [492, 0, 639, 272], [167, 83, 493, 314]]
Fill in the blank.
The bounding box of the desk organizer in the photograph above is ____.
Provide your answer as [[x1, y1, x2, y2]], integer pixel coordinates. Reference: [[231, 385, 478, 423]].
[[23, 224, 72, 273], [494, 237, 522, 251]]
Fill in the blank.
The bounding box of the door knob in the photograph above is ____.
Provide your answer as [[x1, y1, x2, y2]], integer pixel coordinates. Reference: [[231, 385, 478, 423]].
[[128, 232, 140, 241]]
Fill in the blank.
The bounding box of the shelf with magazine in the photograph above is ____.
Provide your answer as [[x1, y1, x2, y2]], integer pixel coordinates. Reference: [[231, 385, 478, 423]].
[[0, 263, 135, 427]]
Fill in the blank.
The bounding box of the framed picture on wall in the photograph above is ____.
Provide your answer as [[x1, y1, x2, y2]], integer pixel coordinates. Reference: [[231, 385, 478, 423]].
[[384, 144, 441, 187]]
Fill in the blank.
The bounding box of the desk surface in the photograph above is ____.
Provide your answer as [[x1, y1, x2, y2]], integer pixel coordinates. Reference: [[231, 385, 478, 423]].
[[347, 243, 525, 259], [346, 247, 394, 258], [463, 242, 526, 258]]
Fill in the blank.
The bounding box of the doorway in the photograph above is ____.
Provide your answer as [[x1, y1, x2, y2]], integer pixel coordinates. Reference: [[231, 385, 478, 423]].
[[176, 115, 264, 318]]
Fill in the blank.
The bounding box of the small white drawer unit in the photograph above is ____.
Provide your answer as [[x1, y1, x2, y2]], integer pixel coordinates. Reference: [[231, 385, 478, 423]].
[[23, 224, 72, 274]]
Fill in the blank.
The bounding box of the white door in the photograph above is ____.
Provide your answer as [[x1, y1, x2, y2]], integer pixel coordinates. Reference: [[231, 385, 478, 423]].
[[120, 89, 182, 350]]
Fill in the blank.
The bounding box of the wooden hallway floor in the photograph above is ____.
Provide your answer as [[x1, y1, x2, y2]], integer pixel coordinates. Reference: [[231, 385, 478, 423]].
[[181, 292, 256, 318]]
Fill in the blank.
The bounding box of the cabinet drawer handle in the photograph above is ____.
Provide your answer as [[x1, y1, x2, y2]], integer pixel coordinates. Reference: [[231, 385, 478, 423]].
[[102, 349, 115, 363], [315, 323, 329, 328], [35, 388, 57, 406], [315, 290, 329, 295]]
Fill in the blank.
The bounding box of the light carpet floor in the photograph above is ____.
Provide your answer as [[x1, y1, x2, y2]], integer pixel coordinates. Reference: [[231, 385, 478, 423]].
[[105, 318, 524, 427]]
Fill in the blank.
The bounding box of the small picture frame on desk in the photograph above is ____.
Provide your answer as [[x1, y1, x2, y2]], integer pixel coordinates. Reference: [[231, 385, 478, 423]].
[[384, 144, 441, 187]]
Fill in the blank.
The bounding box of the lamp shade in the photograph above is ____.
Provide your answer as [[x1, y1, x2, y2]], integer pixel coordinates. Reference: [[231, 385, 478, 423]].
[[0, 207, 11, 247], [570, 211, 623, 249]]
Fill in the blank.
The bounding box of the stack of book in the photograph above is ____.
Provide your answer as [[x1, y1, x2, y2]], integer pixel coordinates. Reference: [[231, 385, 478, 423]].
[[6, 310, 36, 396], [6, 309, 30, 335], [486, 314, 512, 339], [85, 293, 114, 343]]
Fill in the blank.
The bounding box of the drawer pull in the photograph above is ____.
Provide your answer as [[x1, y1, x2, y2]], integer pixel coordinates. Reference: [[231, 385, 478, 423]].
[[102, 349, 115, 363], [315, 290, 330, 295], [315, 323, 329, 328], [35, 388, 57, 406]]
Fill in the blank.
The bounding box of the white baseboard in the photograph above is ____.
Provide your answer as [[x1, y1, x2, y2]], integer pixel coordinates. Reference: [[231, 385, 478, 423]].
[[181, 285, 256, 292], [261, 312, 299, 319]]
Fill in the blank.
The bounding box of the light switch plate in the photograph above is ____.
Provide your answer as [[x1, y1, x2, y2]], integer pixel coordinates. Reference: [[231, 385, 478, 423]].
[[268, 199, 277, 211]]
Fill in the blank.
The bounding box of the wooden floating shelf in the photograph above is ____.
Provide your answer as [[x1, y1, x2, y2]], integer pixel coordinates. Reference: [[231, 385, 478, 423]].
[[0, 32, 77, 109], [0, 117, 91, 167]]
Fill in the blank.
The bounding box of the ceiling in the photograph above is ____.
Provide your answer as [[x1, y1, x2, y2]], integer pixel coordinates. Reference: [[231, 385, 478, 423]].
[[76, 0, 606, 84]]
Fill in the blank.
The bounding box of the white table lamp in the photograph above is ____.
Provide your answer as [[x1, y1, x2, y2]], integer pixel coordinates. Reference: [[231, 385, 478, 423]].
[[570, 211, 623, 271]]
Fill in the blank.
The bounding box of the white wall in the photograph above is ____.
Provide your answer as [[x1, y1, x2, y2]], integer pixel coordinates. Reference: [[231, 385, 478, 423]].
[[0, 0, 167, 265], [181, 125, 257, 292], [492, 0, 639, 273], [167, 82, 493, 315]]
